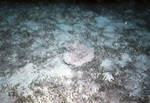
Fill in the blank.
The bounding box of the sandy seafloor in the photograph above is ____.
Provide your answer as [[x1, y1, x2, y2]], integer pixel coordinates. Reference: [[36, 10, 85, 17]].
[[0, 1, 150, 103]]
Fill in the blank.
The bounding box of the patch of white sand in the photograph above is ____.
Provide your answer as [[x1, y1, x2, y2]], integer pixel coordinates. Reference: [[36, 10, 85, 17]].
[[103, 25, 116, 33], [22, 21, 40, 31], [95, 16, 111, 27], [134, 54, 150, 71], [103, 72, 114, 81], [114, 53, 132, 68], [101, 59, 113, 69], [8, 63, 38, 88]]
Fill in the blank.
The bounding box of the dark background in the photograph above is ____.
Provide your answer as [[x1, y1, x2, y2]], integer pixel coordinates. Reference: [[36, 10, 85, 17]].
[[0, 0, 150, 4]]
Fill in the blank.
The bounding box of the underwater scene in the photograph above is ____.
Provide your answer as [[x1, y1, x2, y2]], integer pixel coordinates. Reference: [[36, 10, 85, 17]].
[[0, 0, 150, 103]]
